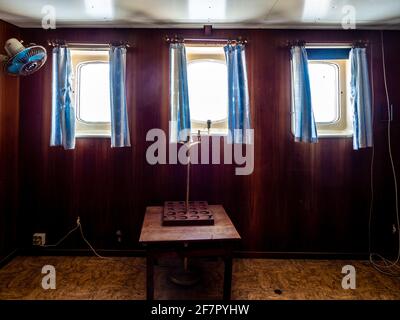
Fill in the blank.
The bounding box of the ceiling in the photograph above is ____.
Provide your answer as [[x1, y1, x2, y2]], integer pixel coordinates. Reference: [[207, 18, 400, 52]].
[[0, 0, 399, 29]]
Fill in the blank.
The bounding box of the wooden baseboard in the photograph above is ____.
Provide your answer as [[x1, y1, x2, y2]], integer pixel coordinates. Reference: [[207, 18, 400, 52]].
[[16, 247, 368, 260], [234, 251, 369, 260], [0, 249, 18, 268], [18, 248, 146, 257]]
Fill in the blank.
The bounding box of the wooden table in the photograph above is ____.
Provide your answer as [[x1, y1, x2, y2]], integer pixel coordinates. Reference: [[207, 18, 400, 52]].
[[139, 205, 241, 300]]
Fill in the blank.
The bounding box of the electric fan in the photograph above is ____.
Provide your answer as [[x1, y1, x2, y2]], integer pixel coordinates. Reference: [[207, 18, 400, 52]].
[[0, 38, 47, 76]]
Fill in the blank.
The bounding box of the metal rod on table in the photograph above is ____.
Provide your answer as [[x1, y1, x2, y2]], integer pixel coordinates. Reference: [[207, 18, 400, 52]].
[[184, 131, 202, 213], [186, 149, 191, 212]]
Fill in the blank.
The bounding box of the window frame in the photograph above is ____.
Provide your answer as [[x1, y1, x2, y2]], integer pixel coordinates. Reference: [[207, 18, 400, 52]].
[[70, 48, 111, 138], [291, 51, 353, 138], [185, 45, 228, 136]]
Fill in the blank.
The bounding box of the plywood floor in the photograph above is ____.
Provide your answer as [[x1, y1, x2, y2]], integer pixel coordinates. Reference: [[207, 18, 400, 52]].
[[0, 256, 399, 300]]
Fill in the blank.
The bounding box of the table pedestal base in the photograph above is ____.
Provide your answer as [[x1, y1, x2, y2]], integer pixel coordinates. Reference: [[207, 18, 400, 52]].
[[169, 269, 200, 286]]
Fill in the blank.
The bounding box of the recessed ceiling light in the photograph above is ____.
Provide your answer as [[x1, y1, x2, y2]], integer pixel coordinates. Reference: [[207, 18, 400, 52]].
[[84, 0, 114, 19], [189, 0, 226, 20]]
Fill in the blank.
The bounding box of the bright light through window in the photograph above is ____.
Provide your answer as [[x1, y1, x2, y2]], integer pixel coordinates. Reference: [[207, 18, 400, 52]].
[[187, 60, 228, 122], [78, 62, 111, 123], [308, 62, 339, 123]]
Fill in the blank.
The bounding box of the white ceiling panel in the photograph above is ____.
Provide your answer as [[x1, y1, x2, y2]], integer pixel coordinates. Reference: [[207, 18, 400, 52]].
[[0, 0, 399, 29], [266, 0, 400, 27]]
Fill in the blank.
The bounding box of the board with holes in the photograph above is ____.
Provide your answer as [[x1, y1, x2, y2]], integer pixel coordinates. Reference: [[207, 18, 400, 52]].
[[162, 201, 214, 226]]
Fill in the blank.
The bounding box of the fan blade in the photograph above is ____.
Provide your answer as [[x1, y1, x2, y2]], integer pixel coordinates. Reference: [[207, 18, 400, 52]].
[[12, 51, 30, 64], [28, 53, 46, 62], [7, 62, 24, 74]]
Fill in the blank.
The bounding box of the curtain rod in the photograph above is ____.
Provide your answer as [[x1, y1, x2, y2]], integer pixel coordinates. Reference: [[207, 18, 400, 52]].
[[286, 40, 369, 48], [165, 35, 248, 45], [47, 40, 132, 48]]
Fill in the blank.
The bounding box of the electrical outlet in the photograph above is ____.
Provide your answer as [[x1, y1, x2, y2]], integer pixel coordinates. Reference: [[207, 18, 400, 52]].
[[33, 233, 46, 246], [116, 230, 122, 243]]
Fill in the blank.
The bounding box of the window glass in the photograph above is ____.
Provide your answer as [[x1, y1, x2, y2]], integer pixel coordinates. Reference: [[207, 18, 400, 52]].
[[308, 62, 339, 123], [187, 60, 228, 123], [77, 62, 111, 123]]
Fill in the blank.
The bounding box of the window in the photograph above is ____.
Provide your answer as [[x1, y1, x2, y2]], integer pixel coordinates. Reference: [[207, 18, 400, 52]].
[[71, 49, 111, 137], [308, 62, 339, 123], [186, 46, 228, 135], [291, 47, 353, 137]]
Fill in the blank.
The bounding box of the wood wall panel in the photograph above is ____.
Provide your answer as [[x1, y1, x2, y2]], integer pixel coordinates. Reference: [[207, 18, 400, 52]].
[[18, 28, 400, 255], [0, 20, 20, 262]]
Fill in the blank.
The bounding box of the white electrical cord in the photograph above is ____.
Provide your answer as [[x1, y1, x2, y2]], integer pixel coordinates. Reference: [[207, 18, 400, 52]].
[[368, 31, 400, 277], [44, 217, 110, 259], [43, 223, 79, 248]]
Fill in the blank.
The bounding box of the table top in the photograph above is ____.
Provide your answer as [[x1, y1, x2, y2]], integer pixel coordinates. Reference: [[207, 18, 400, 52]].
[[139, 205, 241, 243]]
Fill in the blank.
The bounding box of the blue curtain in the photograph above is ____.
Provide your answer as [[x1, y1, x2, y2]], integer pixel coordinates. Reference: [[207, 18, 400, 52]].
[[291, 46, 318, 143], [110, 46, 131, 147], [50, 46, 75, 150], [350, 48, 373, 150], [169, 43, 191, 143], [224, 44, 252, 144]]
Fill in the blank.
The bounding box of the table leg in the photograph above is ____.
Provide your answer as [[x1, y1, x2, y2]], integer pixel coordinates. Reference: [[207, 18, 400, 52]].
[[223, 256, 233, 300], [146, 252, 154, 300]]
